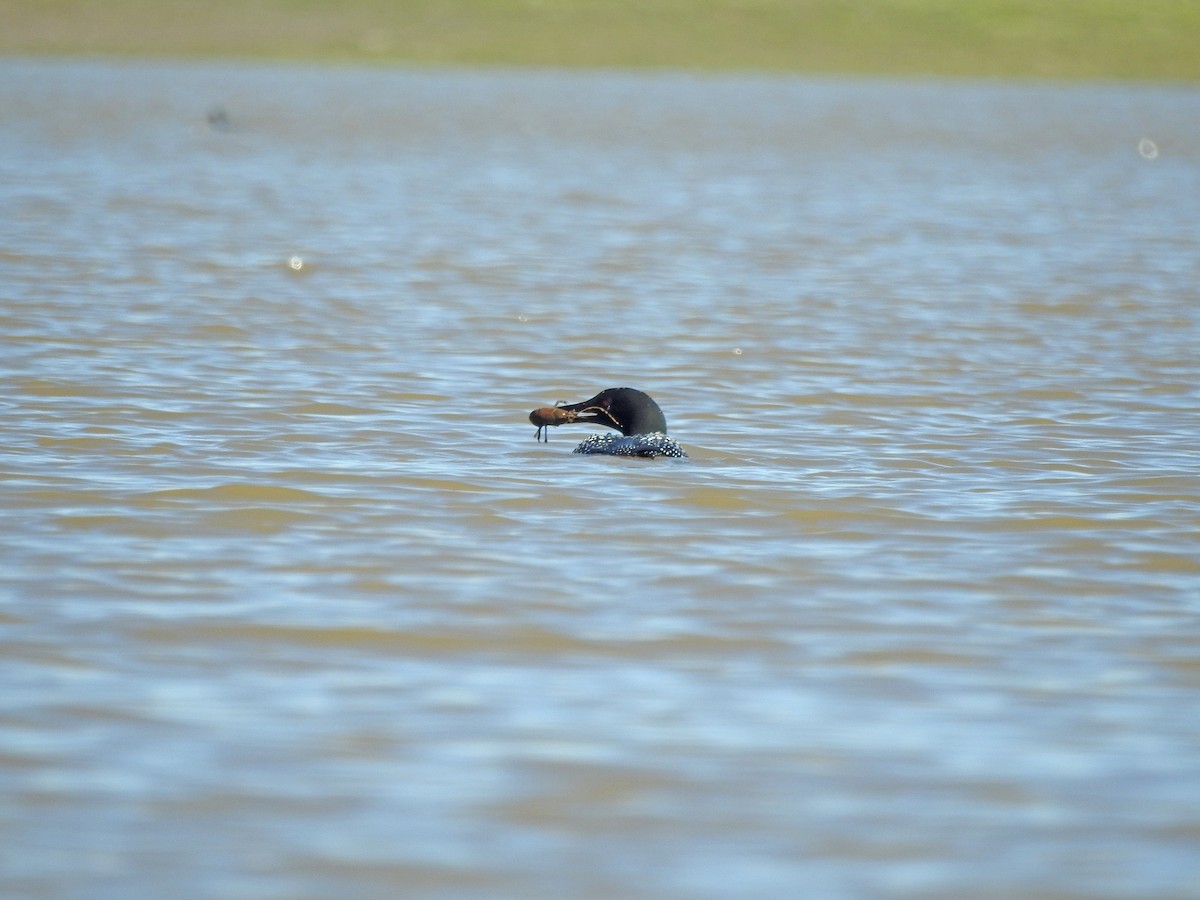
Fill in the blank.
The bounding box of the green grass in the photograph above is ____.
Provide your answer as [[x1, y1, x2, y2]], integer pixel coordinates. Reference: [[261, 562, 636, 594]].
[[3, 0, 1199, 80]]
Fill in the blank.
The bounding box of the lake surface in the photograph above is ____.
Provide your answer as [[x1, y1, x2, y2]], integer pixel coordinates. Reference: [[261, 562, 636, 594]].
[[2, 59, 1199, 898]]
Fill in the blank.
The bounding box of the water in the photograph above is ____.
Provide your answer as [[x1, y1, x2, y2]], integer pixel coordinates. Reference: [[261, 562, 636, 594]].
[[2, 58, 1199, 898]]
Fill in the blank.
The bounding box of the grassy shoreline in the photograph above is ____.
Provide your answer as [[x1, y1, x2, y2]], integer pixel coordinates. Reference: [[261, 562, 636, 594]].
[[3, 0, 1199, 81]]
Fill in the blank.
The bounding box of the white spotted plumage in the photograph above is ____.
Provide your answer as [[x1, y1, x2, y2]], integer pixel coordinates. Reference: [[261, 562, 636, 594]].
[[573, 432, 688, 459]]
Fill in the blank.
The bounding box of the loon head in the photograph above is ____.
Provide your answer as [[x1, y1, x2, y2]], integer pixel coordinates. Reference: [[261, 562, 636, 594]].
[[556, 387, 668, 436]]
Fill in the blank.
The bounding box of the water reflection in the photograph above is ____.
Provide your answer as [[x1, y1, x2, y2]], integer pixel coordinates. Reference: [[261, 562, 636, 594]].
[[2, 59, 1199, 899]]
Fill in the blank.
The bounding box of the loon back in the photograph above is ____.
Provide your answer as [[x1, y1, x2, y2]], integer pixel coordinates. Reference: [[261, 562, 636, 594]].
[[573, 432, 688, 459]]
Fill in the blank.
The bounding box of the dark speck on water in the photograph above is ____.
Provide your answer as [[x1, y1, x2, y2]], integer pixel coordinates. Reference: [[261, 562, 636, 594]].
[[205, 106, 231, 130]]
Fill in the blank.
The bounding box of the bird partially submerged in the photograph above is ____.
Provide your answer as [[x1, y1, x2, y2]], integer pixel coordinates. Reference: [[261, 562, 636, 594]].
[[529, 387, 687, 459]]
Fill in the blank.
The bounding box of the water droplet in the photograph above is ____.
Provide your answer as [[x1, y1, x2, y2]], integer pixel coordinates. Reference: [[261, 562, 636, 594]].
[[517, 314, 528, 323], [732, 347, 743, 356], [289, 255, 304, 270], [1138, 138, 1159, 160]]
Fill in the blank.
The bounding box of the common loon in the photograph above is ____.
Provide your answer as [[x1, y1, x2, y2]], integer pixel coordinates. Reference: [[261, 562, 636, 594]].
[[529, 387, 687, 459]]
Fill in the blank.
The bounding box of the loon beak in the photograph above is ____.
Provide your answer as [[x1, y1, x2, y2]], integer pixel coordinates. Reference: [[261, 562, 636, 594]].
[[556, 398, 619, 430]]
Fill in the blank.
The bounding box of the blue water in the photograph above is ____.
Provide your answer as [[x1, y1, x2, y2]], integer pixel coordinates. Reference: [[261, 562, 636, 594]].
[[2, 59, 1199, 898]]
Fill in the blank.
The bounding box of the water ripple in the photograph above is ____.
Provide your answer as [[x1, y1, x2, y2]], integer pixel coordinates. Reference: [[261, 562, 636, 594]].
[[2, 59, 1199, 900]]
